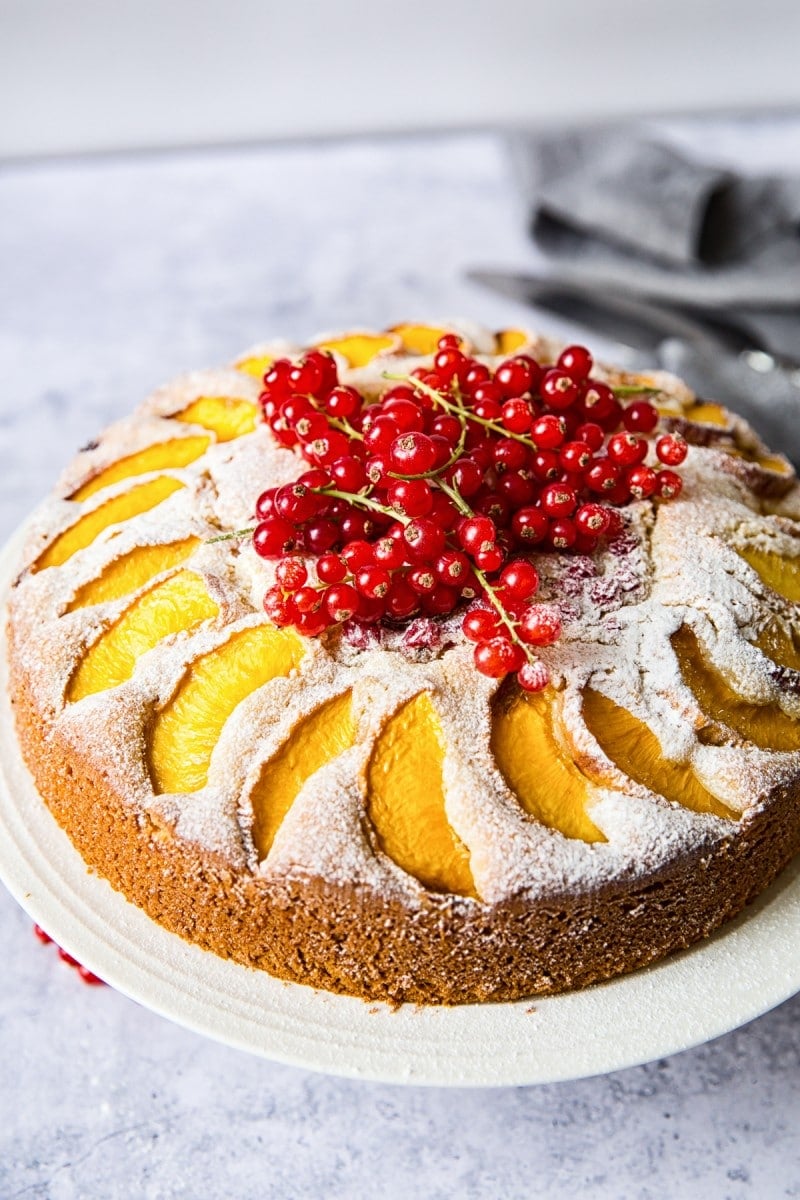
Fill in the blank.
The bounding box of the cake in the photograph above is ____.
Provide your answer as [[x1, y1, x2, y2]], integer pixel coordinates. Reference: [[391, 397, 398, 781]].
[[6, 321, 800, 1005]]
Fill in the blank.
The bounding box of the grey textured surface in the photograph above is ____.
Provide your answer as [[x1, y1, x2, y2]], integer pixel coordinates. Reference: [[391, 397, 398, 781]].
[[1, 128, 799, 1200]]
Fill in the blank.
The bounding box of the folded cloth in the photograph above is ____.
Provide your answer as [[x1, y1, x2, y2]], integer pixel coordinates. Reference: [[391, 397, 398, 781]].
[[510, 126, 800, 357]]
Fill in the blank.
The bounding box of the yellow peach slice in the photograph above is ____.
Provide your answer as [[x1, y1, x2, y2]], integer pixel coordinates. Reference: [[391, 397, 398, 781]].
[[67, 570, 217, 702], [491, 688, 605, 842], [250, 690, 356, 861], [235, 354, 273, 379], [685, 402, 731, 427], [173, 397, 257, 442], [756, 619, 800, 672], [71, 437, 210, 501], [389, 323, 448, 356], [149, 624, 304, 794], [496, 329, 529, 354], [35, 477, 185, 572], [582, 687, 736, 820], [315, 333, 398, 368], [672, 625, 799, 752], [366, 692, 476, 897], [738, 546, 800, 603], [66, 537, 200, 612]]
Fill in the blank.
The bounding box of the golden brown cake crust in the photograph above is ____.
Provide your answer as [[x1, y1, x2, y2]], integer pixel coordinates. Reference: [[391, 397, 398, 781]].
[[6, 323, 800, 1005]]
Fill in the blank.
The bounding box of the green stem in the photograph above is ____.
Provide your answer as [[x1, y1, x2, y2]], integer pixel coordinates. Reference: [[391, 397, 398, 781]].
[[327, 414, 364, 440], [473, 567, 537, 665], [313, 486, 411, 526], [612, 384, 659, 397], [206, 526, 256, 543], [383, 371, 532, 446], [436, 478, 537, 665]]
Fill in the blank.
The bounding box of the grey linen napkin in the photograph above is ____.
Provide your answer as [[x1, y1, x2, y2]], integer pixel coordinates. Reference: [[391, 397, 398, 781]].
[[511, 127, 800, 350], [510, 126, 800, 462]]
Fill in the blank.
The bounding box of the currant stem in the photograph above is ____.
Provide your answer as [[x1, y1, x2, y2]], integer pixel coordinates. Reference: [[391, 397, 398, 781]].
[[327, 414, 364, 440], [383, 372, 532, 446], [612, 384, 660, 397], [436, 478, 537, 666], [472, 566, 537, 666], [207, 526, 256, 543], [313, 485, 411, 525]]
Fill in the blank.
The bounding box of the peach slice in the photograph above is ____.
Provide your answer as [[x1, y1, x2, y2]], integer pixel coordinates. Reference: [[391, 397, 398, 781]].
[[495, 329, 529, 354], [672, 625, 799, 752], [684, 402, 731, 427], [66, 537, 200, 612], [756, 619, 800, 673], [235, 354, 273, 379], [67, 570, 218, 702], [173, 397, 257, 442], [366, 692, 476, 897], [738, 546, 800, 603], [491, 687, 605, 842], [149, 624, 304, 794], [582, 687, 736, 820], [389, 323, 448, 356], [35, 477, 185, 572], [315, 333, 398, 368], [71, 437, 210, 501], [250, 690, 356, 861]]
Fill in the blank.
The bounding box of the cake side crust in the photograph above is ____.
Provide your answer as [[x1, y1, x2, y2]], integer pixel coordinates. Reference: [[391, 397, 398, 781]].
[[10, 622, 800, 1006]]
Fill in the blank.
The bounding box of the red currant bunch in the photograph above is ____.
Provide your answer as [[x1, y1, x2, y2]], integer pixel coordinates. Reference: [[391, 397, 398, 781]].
[[239, 334, 687, 690]]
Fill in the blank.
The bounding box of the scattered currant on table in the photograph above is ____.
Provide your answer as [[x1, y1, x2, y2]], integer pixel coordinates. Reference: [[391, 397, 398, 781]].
[[33, 924, 105, 985], [224, 337, 687, 692]]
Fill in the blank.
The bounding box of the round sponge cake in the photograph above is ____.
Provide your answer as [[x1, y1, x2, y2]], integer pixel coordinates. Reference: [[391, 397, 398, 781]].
[[6, 322, 800, 1004]]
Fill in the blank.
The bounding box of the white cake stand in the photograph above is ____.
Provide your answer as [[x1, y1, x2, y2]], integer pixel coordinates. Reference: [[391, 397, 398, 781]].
[[1, 525, 799, 1087]]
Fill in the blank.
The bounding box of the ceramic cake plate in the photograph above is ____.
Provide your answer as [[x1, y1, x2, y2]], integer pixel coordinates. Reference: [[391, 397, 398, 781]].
[[1, 524, 799, 1087]]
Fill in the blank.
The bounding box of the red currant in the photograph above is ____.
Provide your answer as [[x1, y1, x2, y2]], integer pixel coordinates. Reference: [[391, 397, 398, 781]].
[[434, 549, 471, 587], [559, 440, 593, 474], [389, 431, 438, 476], [540, 368, 581, 410], [626, 465, 659, 500], [532, 413, 567, 449], [459, 516, 496, 555], [607, 433, 648, 467], [403, 517, 446, 561], [556, 344, 593, 379], [511, 507, 549, 545], [541, 483, 578, 517], [275, 558, 307, 589], [656, 433, 688, 466], [254, 517, 300, 558], [462, 607, 501, 642], [656, 469, 683, 499], [519, 605, 562, 646], [623, 400, 659, 433], [575, 503, 611, 537], [325, 583, 360, 622], [501, 398, 533, 434], [355, 565, 392, 600], [517, 661, 551, 692], [500, 559, 539, 600], [317, 554, 347, 583], [495, 357, 534, 398], [387, 478, 433, 518], [474, 637, 522, 678]]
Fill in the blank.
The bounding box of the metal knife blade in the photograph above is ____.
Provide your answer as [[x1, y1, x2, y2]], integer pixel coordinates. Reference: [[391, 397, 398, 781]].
[[468, 268, 800, 464]]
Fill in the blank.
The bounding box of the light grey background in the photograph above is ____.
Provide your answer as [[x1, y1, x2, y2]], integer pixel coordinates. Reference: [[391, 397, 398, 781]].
[[1, 122, 799, 1198], [3, 0, 800, 158]]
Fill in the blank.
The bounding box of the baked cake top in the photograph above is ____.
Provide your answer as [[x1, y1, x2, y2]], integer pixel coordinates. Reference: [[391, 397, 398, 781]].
[[9, 322, 800, 909]]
